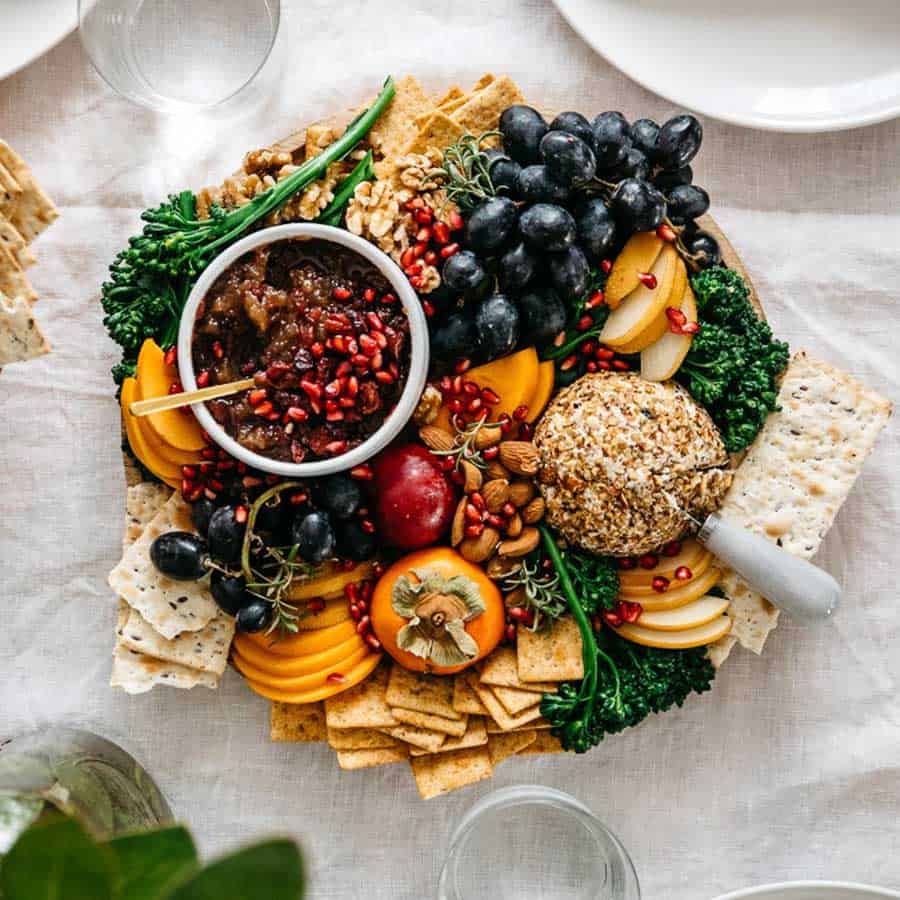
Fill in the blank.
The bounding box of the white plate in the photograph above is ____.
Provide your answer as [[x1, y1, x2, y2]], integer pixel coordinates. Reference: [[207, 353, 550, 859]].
[[713, 881, 900, 900], [0, 0, 77, 82], [552, 0, 900, 132]]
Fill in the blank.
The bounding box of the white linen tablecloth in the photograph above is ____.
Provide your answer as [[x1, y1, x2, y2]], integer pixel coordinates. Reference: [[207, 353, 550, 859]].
[[1, 2, 898, 896]]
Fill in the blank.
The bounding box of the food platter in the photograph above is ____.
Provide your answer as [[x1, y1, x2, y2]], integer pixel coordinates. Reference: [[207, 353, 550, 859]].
[[102, 74, 891, 799]]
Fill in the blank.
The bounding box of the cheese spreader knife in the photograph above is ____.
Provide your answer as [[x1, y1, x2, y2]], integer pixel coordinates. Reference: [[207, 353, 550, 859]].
[[664, 494, 840, 622]]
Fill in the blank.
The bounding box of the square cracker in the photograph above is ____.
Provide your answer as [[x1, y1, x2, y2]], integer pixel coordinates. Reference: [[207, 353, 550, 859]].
[[324, 662, 398, 730], [491, 683, 542, 716], [381, 724, 446, 753], [368, 75, 433, 161], [404, 112, 465, 156], [519, 731, 565, 755], [124, 482, 172, 549], [387, 664, 461, 719], [488, 729, 537, 766], [473, 681, 545, 732], [0, 244, 36, 303], [411, 745, 494, 800], [110, 645, 217, 694], [0, 292, 49, 365], [337, 747, 408, 770], [517, 618, 584, 683], [0, 213, 34, 269], [0, 141, 58, 242], [451, 76, 525, 135], [108, 492, 218, 639], [327, 727, 403, 751], [453, 674, 490, 716], [713, 351, 892, 660], [392, 708, 468, 737], [486, 717, 550, 733], [409, 717, 488, 757], [271, 702, 327, 742], [478, 646, 556, 692], [118, 607, 234, 676]]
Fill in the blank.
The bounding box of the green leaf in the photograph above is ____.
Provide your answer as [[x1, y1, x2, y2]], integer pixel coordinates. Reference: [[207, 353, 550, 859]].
[[107, 826, 198, 900], [168, 840, 304, 900], [0, 815, 115, 900]]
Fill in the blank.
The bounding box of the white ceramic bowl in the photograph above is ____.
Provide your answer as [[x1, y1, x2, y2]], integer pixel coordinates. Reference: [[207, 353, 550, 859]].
[[177, 223, 429, 477], [712, 882, 900, 900]]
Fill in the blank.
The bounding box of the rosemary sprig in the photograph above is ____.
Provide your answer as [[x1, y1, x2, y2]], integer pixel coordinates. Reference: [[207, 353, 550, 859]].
[[501, 557, 568, 632], [436, 131, 503, 210]]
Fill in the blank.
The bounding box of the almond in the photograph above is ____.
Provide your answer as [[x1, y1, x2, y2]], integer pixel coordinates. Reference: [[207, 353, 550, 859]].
[[481, 478, 510, 513], [450, 497, 467, 547], [459, 527, 501, 564], [418, 425, 455, 452], [505, 512, 523, 538], [473, 423, 503, 449], [485, 460, 512, 481], [497, 526, 540, 558], [461, 459, 483, 493], [499, 441, 540, 476], [486, 554, 521, 580], [504, 587, 527, 608], [507, 480, 536, 508], [521, 496, 546, 524]]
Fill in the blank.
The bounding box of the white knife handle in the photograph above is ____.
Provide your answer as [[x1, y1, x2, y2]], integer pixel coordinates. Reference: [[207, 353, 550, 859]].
[[697, 513, 840, 622]]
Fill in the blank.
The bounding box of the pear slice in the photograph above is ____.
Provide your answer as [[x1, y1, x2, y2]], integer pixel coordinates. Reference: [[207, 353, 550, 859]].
[[625, 567, 721, 610], [640, 281, 698, 382], [612, 257, 688, 354], [615, 615, 731, 649], [600, 244, 679, 348], [604, 232, 665, 308], [618, 545, 713, 590], [635, 594, 730, 632]]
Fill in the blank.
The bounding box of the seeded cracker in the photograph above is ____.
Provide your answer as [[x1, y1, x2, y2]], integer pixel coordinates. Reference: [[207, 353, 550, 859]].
[[0, 292, 49, 366], [0, 213, 34, 269], [387, 663, 462, 719], [392, 708, 468, 737], [0, 244, 36, 303], [324, 662, 398, 730], [409, 717, 488, 757], [0, 141, 58, 243], [110, 645, 217, 694], [411, 746, 494, 800], [711, 351, 892, 661], [517, 618, 584, 683], [108, 492, 218, 639], [0, 163, 21, 212], [488, 730, 537, 766], [124, 482, 172, 549], [271, 703, 327, 743]]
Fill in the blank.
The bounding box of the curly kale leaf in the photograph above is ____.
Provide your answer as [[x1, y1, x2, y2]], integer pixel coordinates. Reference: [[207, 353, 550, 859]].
[[677, 266, 789, 453]]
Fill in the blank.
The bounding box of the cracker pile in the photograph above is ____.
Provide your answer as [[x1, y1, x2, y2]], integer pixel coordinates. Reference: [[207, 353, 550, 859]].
[[108, 483, 234, 694], [0, 140, 57, 367], [270, 625, 586, 798]]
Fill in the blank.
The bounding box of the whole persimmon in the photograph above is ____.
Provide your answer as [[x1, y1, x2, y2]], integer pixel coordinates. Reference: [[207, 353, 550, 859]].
[[370, 548, 505, 675]]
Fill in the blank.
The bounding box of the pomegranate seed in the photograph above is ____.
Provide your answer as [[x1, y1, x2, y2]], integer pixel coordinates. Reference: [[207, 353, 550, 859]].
[[325, 440, 348, 455], [307, 597, 327, 613], [350, 464, 374, 481], [512, 404, 529, 421], [381, 292, 397, 305], [486, 513, 505, 529], [248, 388, 267, 406], [233, 505, 249, 524], [467, 397, 483, 414], [560, 354, 578, 371], [360, 519, 376, 534], [440, 242, 461, 259], [637, 271, 657, 289], [657, 223, 677, 242], [498, 414, 513, 434], [448, 210, 465, 231], [406, 196, 425, 210], [612, 359, 630, 371], [242, 475, 263, 489], [483, 445, 500, 460], [414, 207, 433, 225], [349, 604, 362, 621], [501, 502, 516, 518], [168, 382, 182, 395], [375, 370, 395, 384], [255, 401, 274, 417], [662, 540, 682, 556], [680, 321, 700, 335], [639, 554, 659, 569], [416, 227, 432, 243], [181, 465, 197, 479], [454, 358, 472, 374], [424, 250, 438, 267], [479, 387, 500, 405], [597, 360, 612, 371], [211, 340, 225, 360], [365, 634, 382, 651], [666, 306, 687, 329], [366, 311, 384, 332], [581, 340, 597, 356], [576, 315, 594, 332], [326, 410, 345, 422], [465, 523, 485, 539], [601, 259, 613, 274], [618, 557, 638, 570], [356, 615, 371, 635], [465, 504, 482, 524], [332, 286, 352, 301], [619, 601, 642, 623], [651, 576, 670, 593], [327, 673, 348, 685], [300, 379, 322, 400], [362, 287, 376, 303], [196, 370, 210, 388], [504, 623, 517, 643], [286, 406, 308, 423], [433, 221, 450, 244], [408, 275, 424, 290], [518, 422, 534, 440], [603, 610, 623, 627], [163, 346, 177, 367], [674, 566, 693, 581], [586, 290, 605, 309], [345, 582, 360, 603], [310, 342, 325, 359], [507, 606, 534, 625]]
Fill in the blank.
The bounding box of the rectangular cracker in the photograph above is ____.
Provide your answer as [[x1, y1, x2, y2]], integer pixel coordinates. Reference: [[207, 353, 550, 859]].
[[519, 731, 565, 755], [409, 717, 488, 757], [381, 724, 446, 753], [453, 674, 490, 715], [271, 702, 327, 742], [714, 351, 892, 659], [118, 607, 233, 676], [0, 213, 34, 269], [473, 681, 545, 731], [110, 645, 217, 694], [0, 292, 49, 365], [0, 163, 21, 212], [326, 727, 403, 751], [108, 493, 218, 639], [324, 662, 398, 729], [124, 482, 172, 549], [368, 75, 433, 161], [486, 718, 550, 733], [386, 664, 461, 719], [410, 746, 494, 800], [491, 683, 543, 716], [392, 708, 468, 737], [478, 646, 557, 692], [451, 75, 525, 135], [517, 618, 584, 682], [0, 141, 58, 242], [488, 729, 537, 766], [0, 243, 36, 303], [336, 747, 408, 770], [404, 112, 465, 156]]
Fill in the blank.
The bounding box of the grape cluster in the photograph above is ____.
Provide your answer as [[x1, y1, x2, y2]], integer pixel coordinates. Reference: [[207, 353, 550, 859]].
[[430, 105, 720, 369]]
